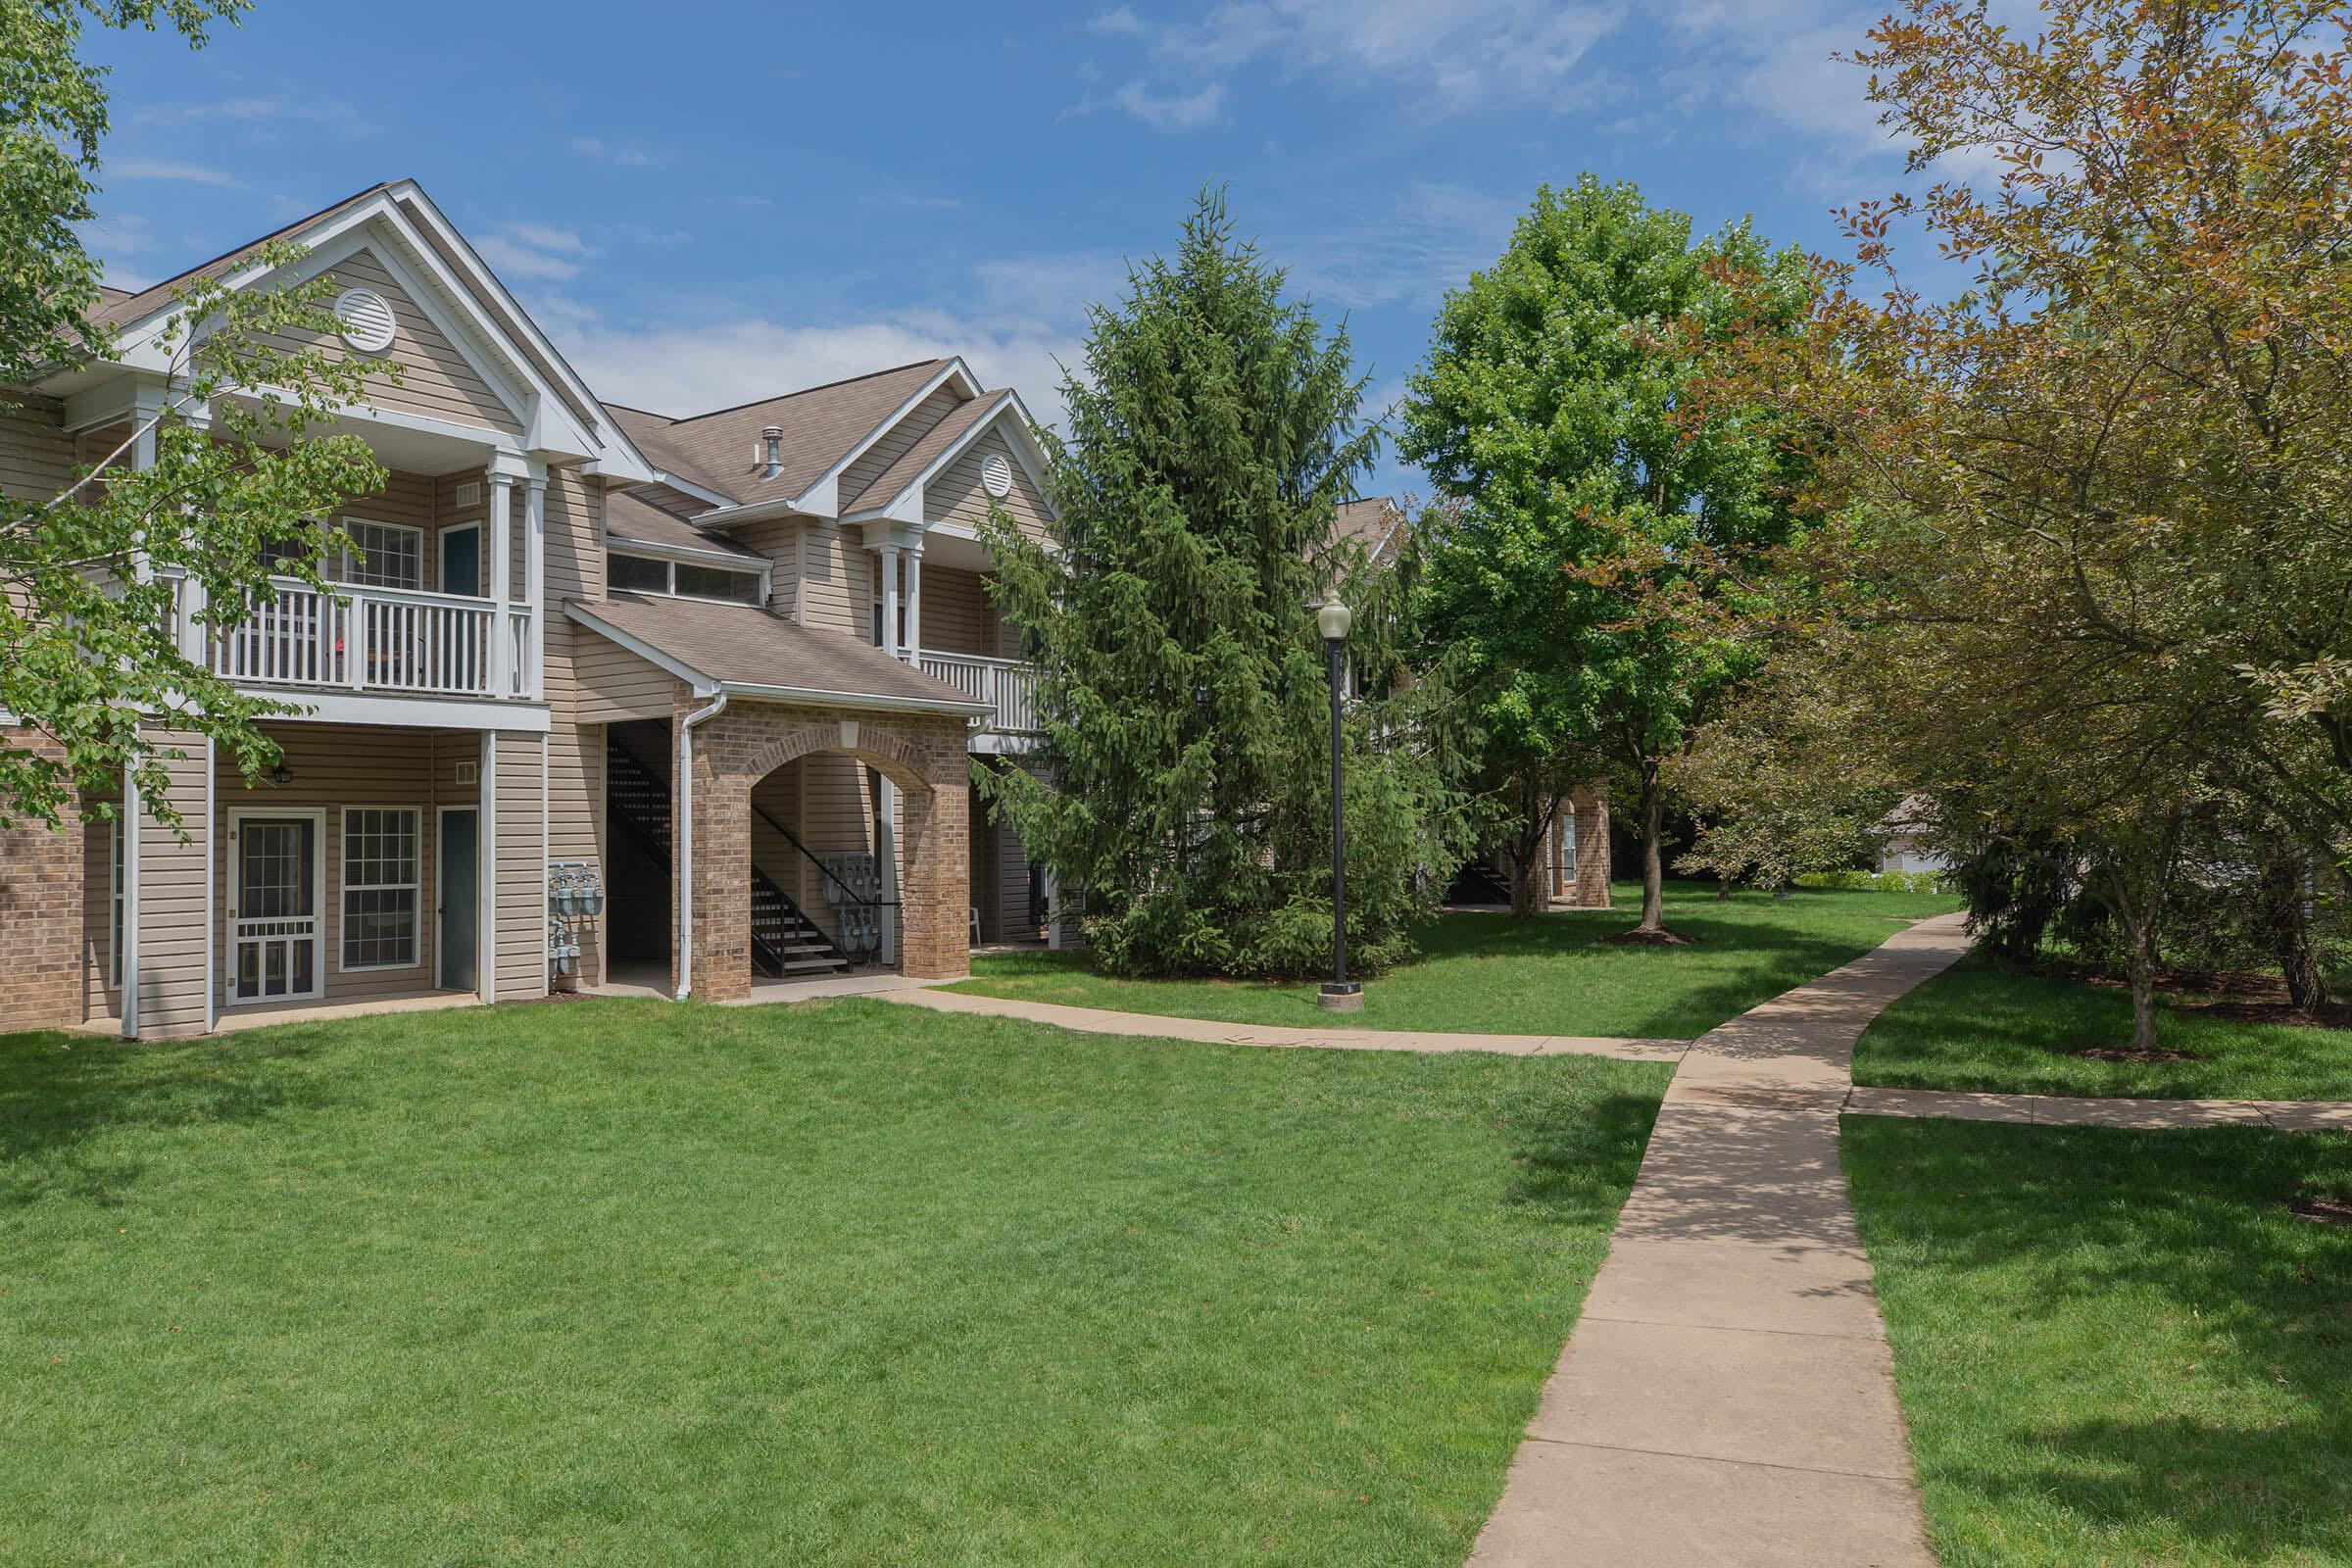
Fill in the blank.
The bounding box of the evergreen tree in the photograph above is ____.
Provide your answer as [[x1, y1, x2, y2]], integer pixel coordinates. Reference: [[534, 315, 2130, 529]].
[[979, 190, 1465, 977]]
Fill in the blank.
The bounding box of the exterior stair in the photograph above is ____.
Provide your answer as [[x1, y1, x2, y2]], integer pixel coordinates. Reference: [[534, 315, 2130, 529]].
[[606, 737, 855, 979]]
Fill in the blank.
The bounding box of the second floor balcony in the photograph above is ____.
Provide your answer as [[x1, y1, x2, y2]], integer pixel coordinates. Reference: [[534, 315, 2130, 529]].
[[204, 577, 537, 700], [915, 650, 1041, 749]]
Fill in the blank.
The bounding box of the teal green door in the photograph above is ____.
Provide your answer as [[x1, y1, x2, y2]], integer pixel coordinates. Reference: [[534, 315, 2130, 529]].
[[438, 808, 479, 992], [439, 525, 481, 597]]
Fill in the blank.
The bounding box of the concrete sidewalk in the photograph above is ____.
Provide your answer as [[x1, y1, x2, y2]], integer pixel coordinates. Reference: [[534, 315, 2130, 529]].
[[872, 985, 1688, 1061], [1845, 1083, 2352, 1132], [1467, 912, 1972, 1568]]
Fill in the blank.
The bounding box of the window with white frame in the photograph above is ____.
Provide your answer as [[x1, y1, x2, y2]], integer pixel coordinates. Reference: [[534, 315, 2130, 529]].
[[342, 519, 425, 591], [609, 551, 760, 604], [341, 808, 420, 969]]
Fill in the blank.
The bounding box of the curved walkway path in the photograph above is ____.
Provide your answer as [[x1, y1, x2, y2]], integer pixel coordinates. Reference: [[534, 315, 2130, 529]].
[[866, 918, 2352, 1565]]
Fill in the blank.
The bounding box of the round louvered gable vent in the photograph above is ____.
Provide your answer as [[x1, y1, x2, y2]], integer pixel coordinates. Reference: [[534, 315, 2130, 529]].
[[979, 452, 1014, 499], [333, 288, 398, 353]]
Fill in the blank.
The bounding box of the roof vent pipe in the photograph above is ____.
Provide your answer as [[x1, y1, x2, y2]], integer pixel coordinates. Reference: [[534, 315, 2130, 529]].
[[760, 425, 783, 479]]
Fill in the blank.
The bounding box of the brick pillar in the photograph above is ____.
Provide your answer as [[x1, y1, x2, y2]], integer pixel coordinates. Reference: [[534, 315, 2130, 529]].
[[897, 768, 969, 980], [686, 711, 754, 1006], [1571, 785, 1612, 909], [0, 727, 85, 1033]]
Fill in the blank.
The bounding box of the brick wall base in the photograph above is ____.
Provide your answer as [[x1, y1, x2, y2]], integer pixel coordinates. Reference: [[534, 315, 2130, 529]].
[[1568, 784, 1611, 908], [0, 728, 88, 1033], [678, 697, 970, 1002]]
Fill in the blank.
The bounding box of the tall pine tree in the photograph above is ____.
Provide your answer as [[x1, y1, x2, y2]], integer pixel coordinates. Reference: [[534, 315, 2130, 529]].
[[980, 190, 1460, 976]]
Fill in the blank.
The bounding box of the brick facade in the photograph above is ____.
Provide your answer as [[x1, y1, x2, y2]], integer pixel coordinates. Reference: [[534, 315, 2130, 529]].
[[675, 694, 971, 1002], [1567, 785, 1611, 908], [0, 727, 89, 1034]]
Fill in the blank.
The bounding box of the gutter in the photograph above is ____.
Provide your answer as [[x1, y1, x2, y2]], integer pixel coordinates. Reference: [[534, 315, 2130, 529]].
[[674, 687, 728, 1002]]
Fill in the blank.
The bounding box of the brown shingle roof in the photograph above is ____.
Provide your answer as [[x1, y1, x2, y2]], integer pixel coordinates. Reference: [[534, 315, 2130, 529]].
[[841, 388, 1012, 514], [570, 593, 989, 711], [89, 182, 394, 329], [601, 402, 733, 500], [1332, 497, 1406, 564], [645, 360, 956, 511], [605, 490, 766, 561]]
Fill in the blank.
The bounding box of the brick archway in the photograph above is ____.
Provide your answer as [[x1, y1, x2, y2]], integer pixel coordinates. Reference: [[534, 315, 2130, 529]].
[[676, 696, 970, 1001]]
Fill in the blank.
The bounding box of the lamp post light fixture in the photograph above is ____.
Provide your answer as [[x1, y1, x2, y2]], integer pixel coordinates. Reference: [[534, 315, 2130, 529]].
[[1315, 597, 1362, 1013]]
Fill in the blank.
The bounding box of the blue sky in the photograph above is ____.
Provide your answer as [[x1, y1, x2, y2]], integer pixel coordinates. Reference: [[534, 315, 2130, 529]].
[[81, 0, 1932, 498]]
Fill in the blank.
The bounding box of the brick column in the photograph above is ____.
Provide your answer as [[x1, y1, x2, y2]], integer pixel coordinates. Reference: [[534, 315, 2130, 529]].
[[1570, 784, 1612, 909], [0, 727, 85, 1033]]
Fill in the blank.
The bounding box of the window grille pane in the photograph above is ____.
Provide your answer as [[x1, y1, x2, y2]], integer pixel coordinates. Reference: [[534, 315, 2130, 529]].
[[345, 521, 423, 591], [341, 808, 419, 968]]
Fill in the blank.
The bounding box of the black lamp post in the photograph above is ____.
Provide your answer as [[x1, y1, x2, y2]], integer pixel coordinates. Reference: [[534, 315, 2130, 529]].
[[1315, 599, 1362, 1013]]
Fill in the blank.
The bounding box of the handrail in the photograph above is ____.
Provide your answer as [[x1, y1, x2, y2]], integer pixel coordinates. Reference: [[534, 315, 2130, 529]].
[[918, 649, 1027, 670], [751, 801, 900, 910]]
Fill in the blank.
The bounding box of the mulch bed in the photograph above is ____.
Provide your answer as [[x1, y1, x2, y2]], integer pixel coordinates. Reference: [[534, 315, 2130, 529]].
[[2076, 1044, 2206, 1064], [1605, 928, 1696, 947], [2074, 966, 2352, 1031], [2289, 1196, 2352, 1227]]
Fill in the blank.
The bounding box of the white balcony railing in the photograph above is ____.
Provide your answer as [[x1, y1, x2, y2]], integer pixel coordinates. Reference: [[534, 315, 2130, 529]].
[[917, 651, 1041, 735], [208, 578, 535, 700]]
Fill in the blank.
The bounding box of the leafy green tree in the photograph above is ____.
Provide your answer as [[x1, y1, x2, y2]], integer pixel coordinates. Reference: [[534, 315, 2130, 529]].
[[979, 191, 1470, 977], [1399, 176, 1809, 938], [3, 1, 393, 828]]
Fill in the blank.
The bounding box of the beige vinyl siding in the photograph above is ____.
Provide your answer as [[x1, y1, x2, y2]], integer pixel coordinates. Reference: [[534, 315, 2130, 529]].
[[249, 246, 522, 437], [930, 428, 1051, 541], [0, 397, 75, 503], [430, 470, 490, 594], [571, 632, 680, 721], [544, 471, 607, 982], [548, 717, 605, 985], [549, 469, 603, 604], [919, 566, 1001, 658], [493, 731, 546, 998], [729, 516, 801, 615], [130, 739, 212, 1037], [788, 755, 877, 946], [797, 519, 874, 637], [839, 384, 963, 505], [213, 724, 461, 1008]]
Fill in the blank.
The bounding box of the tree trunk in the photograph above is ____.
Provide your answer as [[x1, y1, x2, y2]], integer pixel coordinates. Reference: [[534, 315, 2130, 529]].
[[2256, 839, 2328, 1011], [1504, 787, 1557, 920], [1635, 760, 1666, 934], [2126, 928, 2162, 1053]]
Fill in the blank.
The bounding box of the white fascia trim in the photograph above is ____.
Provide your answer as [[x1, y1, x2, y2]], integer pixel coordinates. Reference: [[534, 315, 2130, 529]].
[[564, 603, 718, 691], [646, 470, 737, 511], [608, 535, 772, 573], [787, 357, 981, 517], [253, 692, 554, 732], [717, 680, 993, 718], [841, 391, 1056, 526], [386, 185, 654, 479]]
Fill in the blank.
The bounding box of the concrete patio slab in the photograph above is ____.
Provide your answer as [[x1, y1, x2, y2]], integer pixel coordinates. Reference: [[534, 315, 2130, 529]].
[[1526, 1317, 1915, 1480], [1466, 1440, 1936, 1567]]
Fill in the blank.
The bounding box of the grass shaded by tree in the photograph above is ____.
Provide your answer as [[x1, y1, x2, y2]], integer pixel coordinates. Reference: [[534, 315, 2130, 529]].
[[1852, 954, 2352, 1101], [956, 881, 1957, 1041], [0, 998, 1667, 1566], [1843, 1117, 2352, 1567]]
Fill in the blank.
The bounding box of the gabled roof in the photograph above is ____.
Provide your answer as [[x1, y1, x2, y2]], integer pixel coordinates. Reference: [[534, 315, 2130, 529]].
[[88, 181, 395, 330], [1333, 497, 1407, 565], [840, 388, 1011, 514], [614, 360, 960, 511], [568, 594, 992, 715]]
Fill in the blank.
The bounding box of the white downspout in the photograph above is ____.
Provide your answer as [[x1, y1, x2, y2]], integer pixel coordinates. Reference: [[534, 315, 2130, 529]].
[[674, 687, 728, 1002]]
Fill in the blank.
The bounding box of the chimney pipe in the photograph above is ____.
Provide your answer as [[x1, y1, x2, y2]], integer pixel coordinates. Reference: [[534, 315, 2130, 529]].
[[760, 425, 783, 478]]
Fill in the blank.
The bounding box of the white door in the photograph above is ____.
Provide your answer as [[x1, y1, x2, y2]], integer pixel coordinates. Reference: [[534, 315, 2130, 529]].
[[229, 811, 323, 1003]]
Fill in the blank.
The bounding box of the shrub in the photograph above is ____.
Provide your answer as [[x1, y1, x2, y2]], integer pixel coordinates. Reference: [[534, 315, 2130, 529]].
[[1794, 868, 1951, 894]]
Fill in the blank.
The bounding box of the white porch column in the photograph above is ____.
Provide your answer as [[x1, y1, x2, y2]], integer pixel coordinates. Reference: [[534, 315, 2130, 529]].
[[174, 398, 213, 663], [902, 547, 921, 664], [486, 465, 515, 695], [878, 543, 903, 660], [523, 468, 547, 699], [478, 730, 499, 1003]]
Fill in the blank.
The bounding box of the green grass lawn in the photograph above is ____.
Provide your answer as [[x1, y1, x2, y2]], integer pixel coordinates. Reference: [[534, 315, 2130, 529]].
[[1852, 954, 2352, 1101], [954, 881, 1956, 1041], [1843, 1117, 2352, 1567], [0, 999, 1668, 1566]]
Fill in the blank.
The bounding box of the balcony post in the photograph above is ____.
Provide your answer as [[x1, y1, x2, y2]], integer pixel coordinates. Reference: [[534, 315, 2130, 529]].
[[524, 467, 547, 699], [486, 464, 515, 696], [903, 546, 921, 663], [878, 543, 903, 660]]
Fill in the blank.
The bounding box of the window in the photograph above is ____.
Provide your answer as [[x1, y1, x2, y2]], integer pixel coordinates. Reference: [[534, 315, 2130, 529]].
[[611, 551, 761, 604], [341, 808, 420, 969], [675, 563, 760, 604], [610, 553, 670, 594], [342, 519, 424, 591]]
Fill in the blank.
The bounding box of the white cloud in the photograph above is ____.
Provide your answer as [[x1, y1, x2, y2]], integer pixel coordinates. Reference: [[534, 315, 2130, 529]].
[[1093, 77, 1225, 131], [861, 189, 964, 211], [568, 135, 672, 170], [1279, 180, 1524, 310], [105, 159, 241, 188], [1095, 0, 1625, 120], [126, 92, 380, 138]]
